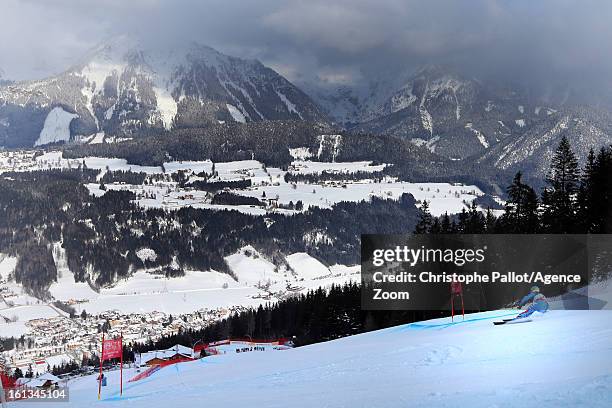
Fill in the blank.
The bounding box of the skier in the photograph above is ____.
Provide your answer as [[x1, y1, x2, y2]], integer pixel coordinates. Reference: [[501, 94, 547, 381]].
[[515, 286, 549, 319], [494, 286, 549, 325]]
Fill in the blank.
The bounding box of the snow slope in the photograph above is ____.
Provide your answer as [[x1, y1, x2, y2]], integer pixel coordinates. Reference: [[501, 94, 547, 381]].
[[286, 253, 330, 279], [225, 246, 285, 286], [34, 107, 78, 146], [0, 305, 63, 337], [226, 103, 246, 123], [17, 309, 612, 407]]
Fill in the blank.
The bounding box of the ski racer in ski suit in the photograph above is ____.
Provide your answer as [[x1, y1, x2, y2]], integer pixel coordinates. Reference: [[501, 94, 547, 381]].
[[516, 286, 549, 318]]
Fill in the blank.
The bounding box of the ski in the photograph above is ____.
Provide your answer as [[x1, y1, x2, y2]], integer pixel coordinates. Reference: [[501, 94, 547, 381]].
[[493, 317, 518, 325], [506, 318, 532, 324], [493, 317, 532, 325]]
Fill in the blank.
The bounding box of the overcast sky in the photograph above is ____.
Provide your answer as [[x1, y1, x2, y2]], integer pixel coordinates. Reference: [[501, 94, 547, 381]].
[[1, 0, 611, 91]]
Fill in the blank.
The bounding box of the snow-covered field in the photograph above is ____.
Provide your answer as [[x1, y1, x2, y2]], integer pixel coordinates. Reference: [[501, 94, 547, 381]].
[[0, 305, 64, 338], [289, 160, 386, 174], [286, 253, 331, 280], [225, 246, 286, 286], [74, 155, 482, 216], [235, 180, 478, 216], [0, 150, 484, 217], [15, 308, 612, 407], [1, 247, 359, 334]]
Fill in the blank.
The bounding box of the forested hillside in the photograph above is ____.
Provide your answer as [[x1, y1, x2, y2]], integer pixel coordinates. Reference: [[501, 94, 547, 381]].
[[64, 121, 510, 192], [0, 165, 420, 298]]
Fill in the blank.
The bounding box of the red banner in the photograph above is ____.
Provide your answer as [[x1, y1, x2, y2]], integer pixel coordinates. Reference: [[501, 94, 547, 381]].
[[98, 334, 124, 400], [1, 372, 16, 389], [102, 338, 122, 361]]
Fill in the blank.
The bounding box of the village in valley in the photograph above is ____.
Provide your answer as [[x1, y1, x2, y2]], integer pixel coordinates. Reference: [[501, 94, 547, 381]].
[[1, 306, 245, 379]]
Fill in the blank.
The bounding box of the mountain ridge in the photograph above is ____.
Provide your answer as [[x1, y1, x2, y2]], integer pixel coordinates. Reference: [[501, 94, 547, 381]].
[[0, 37, 328, 148], [305, 65, 612, 175]]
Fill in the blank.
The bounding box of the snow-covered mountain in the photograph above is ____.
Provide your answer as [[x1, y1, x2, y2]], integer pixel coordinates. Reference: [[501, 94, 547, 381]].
[[0, 37, 327, 148], [309, 65, 612, 165], [477, 106, 612, 180]]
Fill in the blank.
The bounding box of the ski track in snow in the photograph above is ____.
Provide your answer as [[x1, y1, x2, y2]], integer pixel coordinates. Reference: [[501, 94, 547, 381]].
[[14, 309, 612, 407]]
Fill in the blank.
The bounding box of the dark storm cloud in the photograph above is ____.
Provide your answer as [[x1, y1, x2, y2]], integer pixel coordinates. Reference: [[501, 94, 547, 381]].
[[1, 0, 611, 91]]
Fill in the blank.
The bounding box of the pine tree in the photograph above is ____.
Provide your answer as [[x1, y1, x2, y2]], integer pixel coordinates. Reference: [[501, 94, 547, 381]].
[[429, 218, 441, 233], [464, 202, 485, 233], [541, 136, 580, 233], [503, 172, 539, 233], [414, 201, 433, 233], [456, 208, 469, 233], [364, 312, 378, 332], [440, 212, 453, 233], [576, 149, 596, 232], [591, 146, 612, 232], [485, 208, 497, 233]]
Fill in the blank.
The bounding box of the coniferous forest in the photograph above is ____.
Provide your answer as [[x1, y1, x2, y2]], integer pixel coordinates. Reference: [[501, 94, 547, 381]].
[[126, 283, 447, 362], [414, 137, 612, 235]]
